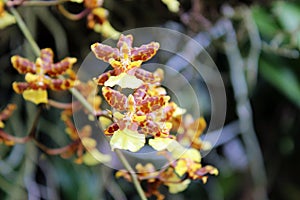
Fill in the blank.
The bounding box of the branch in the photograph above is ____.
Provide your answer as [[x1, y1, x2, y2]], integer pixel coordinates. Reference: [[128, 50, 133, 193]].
[[222, 17, 268, 200]]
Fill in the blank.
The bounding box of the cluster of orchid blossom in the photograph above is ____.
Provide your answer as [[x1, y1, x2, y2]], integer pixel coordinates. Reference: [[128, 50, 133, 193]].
[[90, 34, 218, 199], [1, 48, 108, 164], [1, 33, 218, 199]]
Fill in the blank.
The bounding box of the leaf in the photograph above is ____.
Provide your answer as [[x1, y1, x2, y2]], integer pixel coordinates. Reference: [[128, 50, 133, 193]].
[[259, 58, 300, 108], [273, 2, 300, 32], [251, 6, 279, 39], [272, 2, 300, 49]]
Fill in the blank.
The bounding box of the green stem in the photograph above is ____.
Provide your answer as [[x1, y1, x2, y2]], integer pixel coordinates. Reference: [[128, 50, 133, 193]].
[[69, 88, 95, 114], [6, 0, 69, 7], [22, 0, 69, 7], [8, 7, 40, 57], [11, 8, 147, 200], [115, 149, 147, 200]]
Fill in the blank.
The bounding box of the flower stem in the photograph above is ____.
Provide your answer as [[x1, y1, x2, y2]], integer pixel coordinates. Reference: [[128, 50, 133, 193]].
[[11, 8, 148, 200], [57, 5, 90, 21], [115, 149, 147, 200], [7, 0, 69, 7], [8, 7, 40, 57]]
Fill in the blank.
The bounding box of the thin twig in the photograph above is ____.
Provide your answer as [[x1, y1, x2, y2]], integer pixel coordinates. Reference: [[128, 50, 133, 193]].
[[0, 130, 30, 143], [0, 107, 41, 143], [242, 7, 261, 91], [223, 18, 268, 200], [48, 99, 74, 109], [33, 138, 80, 155], [57, 5, 90, 21]]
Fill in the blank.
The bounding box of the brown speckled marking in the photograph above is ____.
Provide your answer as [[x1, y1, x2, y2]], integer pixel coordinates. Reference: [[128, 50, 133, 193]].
[[102, 87, 127, 111], [94, 70, 117, 85], [11, 48, 77, 94], [133, 85, 148, 101], [47, 57, 76, 76], [117, 34, 133, 49], [136, 96, 166, 114], [131, 42, 159, 62], [11, 56, 36, 74], [134, 68, 160, 84], [140, 120, 160, 136], [12, 82, 30, 93], [104, 123, 119, 136], [91, 34, 160, 75], [91, 43, 120, 62], [40, 48, 54, 65]]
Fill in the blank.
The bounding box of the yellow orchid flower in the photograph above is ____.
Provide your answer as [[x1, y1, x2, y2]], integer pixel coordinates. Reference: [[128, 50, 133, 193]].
[[110, 128, 145, 152]]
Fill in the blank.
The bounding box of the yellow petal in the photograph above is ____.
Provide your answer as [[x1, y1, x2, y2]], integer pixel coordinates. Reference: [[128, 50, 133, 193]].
[[173, 105, 186, 117], [132, 114, 146, 123], [81, 137, 97, 149], [104, 72, 143, 89], [166, 140, 186, 159], [174, 160, 188, 177], [110, 128, 145, 152], [99, 116, 112, 130], [149, 137, 174, 151], [23, 89, 48, 104], [70, 0, 83, 3], [201, 141, 212, 151], [161, 0, 180, 13], [205, 165, 219, 176], [92, 7, 108, 18], [82, 149, 111, 165], [0, 11, 16, 29], [25, 73, 38, 82], [93, 20, 120, 40], [167, 179, 190, 193], [113, 111, 124, 120], [182, 148, 201, 162]]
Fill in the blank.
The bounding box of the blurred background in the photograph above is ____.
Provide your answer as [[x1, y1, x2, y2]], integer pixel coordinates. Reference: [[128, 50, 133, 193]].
[[1, 0, 300, 199]]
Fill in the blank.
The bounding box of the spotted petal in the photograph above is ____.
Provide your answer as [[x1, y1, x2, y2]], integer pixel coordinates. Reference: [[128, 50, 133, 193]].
[[102, 86, 127, 111], [91, 43, 119, 62], [11, 56, 36, 74], [131, 42, 160, 62]]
